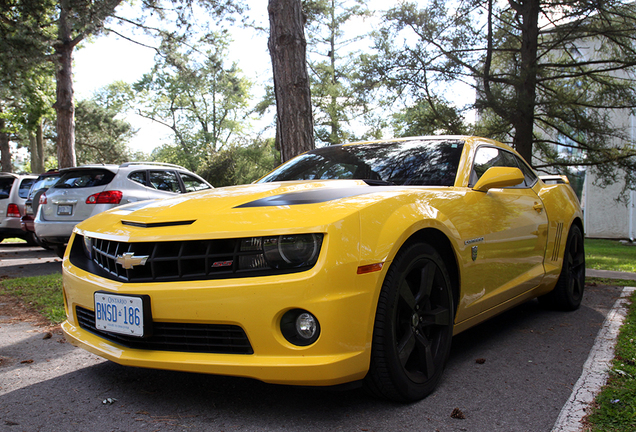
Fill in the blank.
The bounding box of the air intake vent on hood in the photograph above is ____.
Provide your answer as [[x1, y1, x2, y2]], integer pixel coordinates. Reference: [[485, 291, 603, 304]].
[[121, 220, 195, 228]]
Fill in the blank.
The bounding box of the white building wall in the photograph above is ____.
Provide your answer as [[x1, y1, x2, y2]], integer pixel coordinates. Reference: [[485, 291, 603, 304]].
[[584, 170, 636, 239]]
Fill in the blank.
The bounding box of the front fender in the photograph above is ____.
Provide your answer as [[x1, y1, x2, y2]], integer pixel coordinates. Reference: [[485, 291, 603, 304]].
[[358, 192, 463, 268]]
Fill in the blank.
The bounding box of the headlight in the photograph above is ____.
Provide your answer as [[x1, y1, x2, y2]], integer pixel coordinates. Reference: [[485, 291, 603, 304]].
[[263, 234, 322, 269], [238, 234, 323, 271]]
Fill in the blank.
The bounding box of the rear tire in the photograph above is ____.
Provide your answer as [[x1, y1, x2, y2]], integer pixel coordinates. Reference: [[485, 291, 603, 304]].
[[539, 224, 585, 311], [365, 242, 454, 402], [53, 245, 66, 259], [24, 232, 38, 246]]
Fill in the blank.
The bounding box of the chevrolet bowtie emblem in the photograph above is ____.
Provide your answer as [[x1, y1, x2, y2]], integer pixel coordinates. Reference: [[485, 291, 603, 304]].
[[115, 252, 149, 269]]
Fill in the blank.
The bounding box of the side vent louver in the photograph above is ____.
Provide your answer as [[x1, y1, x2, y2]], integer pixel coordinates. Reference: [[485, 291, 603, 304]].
[[551, 223, 564, 262]]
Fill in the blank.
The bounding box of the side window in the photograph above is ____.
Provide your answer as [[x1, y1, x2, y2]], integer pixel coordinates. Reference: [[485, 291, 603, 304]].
[[470, 146, 528, 188], [149, 170, 180, 193], [179, 173, 211, 193], [129, 171, 149, 187], [515, 156, 538, 187], [0, 178, 15, 198], [471, 147, 501, 185], [19, 179, 35, 199]]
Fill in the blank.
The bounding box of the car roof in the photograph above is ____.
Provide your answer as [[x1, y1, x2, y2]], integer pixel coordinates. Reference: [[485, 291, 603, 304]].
[[59, 162, 190, 173], [0, 172, 37, 178], [341, 135, 469, 147]]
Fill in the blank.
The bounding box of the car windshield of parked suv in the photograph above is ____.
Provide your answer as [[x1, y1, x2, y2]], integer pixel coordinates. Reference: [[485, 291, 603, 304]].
[[0, 177, 14, 199], [29, 175, 61, 198], [258, 139, 465, 186], [53, 169, 115, 189], [18, 178, 35, 198]]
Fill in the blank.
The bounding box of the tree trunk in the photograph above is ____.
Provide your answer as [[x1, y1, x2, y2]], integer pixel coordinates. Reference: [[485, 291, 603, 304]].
[[0, 116, 11, 172], [29, 132, 38, 173], [510, 0, 540, 164], [29, 119, 45, 173], [36, 119, 45, 172], [53, 0, 77, 168], [328, 0, 339, 144], [268, 0, 314, 162]]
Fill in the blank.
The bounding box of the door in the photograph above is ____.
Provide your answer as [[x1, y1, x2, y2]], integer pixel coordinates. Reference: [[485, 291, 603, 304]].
[[456, 146, 549, 322]]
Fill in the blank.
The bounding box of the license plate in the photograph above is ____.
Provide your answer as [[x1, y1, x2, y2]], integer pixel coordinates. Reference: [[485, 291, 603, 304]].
[[57, 204, 72, 215], [94, 293, 147, 337]]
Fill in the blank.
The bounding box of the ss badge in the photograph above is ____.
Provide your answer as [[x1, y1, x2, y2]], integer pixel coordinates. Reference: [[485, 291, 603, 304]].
[[471, 245, 478, 261]]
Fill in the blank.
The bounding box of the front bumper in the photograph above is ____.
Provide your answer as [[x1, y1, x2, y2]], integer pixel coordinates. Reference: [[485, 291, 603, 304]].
[[61, 231, 387, 386]]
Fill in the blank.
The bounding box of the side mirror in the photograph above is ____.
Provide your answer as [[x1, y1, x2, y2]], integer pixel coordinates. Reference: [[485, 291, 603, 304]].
[[473, 167, 525, 192]]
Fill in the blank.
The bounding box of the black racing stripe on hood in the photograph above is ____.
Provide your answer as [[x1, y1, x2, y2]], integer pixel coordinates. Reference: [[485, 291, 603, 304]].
[[235, 186, 396, 208]]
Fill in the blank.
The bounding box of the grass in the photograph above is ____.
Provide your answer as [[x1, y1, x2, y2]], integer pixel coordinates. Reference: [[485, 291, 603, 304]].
[[1, 237, 26, 243], [582, 241, 636, 431], [586, 238, 636, 273], [0, 273, 65, 323], [587, 277, 636, 288], [585, 290, 636, 431]]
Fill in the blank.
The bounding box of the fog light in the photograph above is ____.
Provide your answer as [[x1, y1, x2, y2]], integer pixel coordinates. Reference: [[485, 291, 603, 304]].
[[296, 313, 317, 339], [281, 309, 320, 346]]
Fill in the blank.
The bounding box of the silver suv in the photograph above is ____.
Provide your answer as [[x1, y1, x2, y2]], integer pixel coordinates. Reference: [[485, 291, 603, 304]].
[[0, 173, 37, 243], [35, 162, 211, 256]]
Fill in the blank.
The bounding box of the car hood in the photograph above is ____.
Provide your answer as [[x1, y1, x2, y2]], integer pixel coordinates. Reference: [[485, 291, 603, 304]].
[[75, 180, 453, 241]]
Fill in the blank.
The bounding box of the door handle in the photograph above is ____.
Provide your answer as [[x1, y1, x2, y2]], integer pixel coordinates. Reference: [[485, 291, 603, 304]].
[[533, 202, 543, 213]]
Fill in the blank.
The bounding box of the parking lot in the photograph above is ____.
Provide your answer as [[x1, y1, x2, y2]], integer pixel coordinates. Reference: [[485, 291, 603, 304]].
[[0, 241, 629, 431]]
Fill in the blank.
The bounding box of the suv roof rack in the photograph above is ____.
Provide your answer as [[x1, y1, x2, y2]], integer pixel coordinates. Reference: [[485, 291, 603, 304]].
[[119, 162, 187, 170]]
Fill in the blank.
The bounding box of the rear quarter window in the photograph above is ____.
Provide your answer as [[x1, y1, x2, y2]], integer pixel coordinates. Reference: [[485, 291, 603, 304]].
[[179, 173, 211, 192], [0, 178, 14, 198], [54, 169, 115, 189]]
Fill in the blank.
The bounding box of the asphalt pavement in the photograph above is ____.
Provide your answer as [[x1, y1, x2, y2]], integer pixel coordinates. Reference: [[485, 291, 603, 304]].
[[0, 241, 634, 431]]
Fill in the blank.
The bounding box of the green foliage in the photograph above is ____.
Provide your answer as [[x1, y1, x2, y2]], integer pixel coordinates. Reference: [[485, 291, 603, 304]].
[[73, 81, 136, 165], [74, 99, 134, 165], [586, 239, 636, 273], [304, 0, 372, 145], [0, 274, 65, 323], [134, 30, 251, 172], [371, 0, 636, 193], [587, 291, 636, 431], [198, 138, 280, 187], [392, 98, 469, 137]]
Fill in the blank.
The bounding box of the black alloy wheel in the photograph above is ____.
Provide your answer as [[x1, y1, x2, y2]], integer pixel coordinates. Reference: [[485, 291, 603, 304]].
[[365, 241, 455, 402]]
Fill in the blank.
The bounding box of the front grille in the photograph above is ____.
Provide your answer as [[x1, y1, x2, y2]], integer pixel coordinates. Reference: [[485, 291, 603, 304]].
[[76, 306, 253, 354], [69, 234, 321, 283]]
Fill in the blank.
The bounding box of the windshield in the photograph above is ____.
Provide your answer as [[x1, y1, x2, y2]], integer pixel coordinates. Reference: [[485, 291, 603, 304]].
[[29, 175, 61, 198], [259, 139, 464, 186]]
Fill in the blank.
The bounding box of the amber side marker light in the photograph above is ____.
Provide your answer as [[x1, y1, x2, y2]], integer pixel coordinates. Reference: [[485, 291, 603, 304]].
[[357, 262, 384, 274]]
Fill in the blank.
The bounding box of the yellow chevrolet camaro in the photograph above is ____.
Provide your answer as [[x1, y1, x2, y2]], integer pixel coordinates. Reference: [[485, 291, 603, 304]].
[[61, 136, 584, 402]]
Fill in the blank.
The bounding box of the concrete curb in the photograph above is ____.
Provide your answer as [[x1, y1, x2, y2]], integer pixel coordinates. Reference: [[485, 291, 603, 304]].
[[551, 286, 636, 432]]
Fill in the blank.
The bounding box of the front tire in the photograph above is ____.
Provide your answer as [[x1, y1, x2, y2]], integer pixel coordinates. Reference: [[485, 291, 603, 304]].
[[365, 242, 455, 402], [539, 224, 585, 311]]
